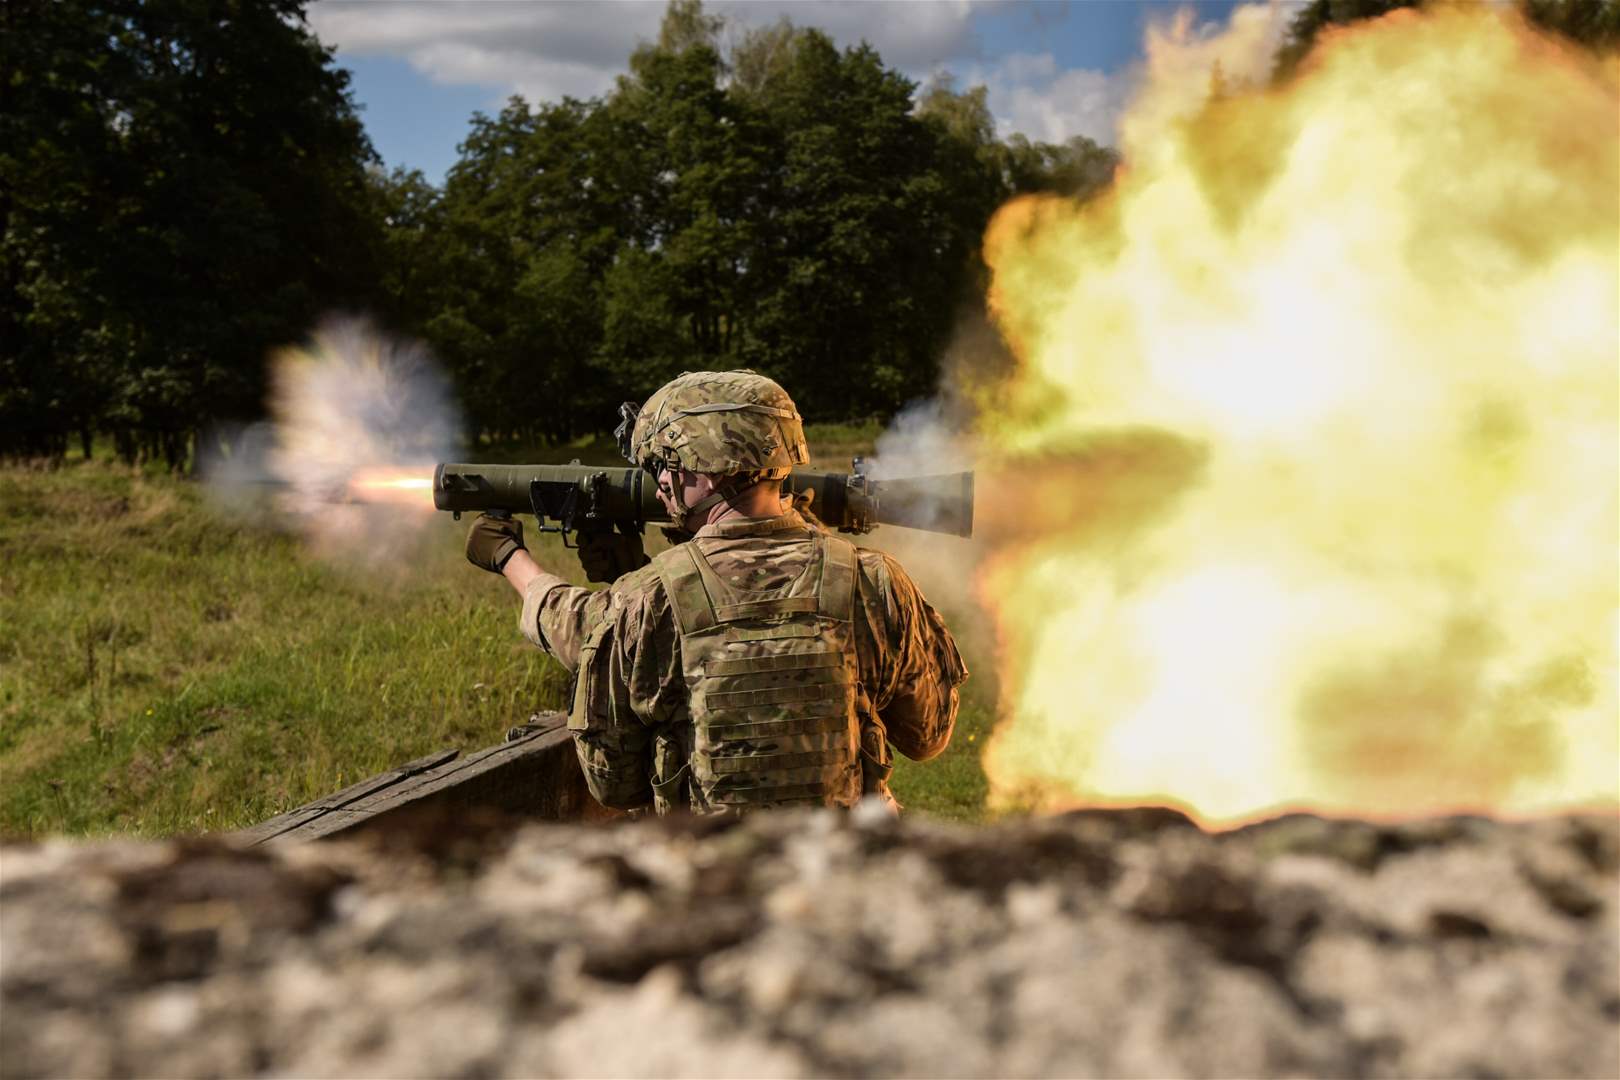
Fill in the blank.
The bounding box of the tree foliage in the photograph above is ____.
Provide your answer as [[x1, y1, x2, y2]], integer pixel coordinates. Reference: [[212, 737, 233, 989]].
[[414, 0, 1608, 439], [1274, 0, 1620, 77], [398, 4, 1118, 441], [1520, 0, 1620, 46], [1, 0, 380, 466], [11, 0, 1618, 460], [411, 0, 1611, 442], [3, 0, 1128, 458]]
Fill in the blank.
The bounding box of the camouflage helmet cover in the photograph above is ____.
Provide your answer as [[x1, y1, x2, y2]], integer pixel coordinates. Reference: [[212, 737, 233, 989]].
[[627, 370, 809, 478]]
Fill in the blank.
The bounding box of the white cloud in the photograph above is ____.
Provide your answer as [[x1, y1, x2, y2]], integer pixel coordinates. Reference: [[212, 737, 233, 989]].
[[712, 0, 979, 70], [962, 52, 1134, 147], [308, 1, 667, 102], [309, 0, 983, 106], [307, 0, 1276, 153], [961, 2, 1291, 149]]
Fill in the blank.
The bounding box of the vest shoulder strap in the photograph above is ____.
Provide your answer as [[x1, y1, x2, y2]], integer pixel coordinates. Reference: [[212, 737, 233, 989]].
[[817, 534, 857, 623], [656, 545, 718, 635]]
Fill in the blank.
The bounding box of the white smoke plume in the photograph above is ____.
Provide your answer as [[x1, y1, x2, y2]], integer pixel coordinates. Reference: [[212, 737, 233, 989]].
[[201, 317, 463, 567], [853, 319, 1005, 658]]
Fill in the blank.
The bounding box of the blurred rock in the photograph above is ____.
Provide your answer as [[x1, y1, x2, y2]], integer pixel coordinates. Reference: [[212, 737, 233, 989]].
[[2, 809, 1615, 1079]]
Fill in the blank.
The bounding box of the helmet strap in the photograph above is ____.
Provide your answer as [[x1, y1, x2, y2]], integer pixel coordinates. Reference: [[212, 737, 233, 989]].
[[682, 487, 733, 521], [661, 472, 771, 533]]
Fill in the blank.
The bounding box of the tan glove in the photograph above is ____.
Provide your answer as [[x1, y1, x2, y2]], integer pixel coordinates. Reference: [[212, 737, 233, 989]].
[[790, 486, 827, 531], [465, 513, 525, 574]]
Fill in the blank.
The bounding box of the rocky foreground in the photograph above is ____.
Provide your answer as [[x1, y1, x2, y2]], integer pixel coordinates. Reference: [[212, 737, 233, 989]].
[[2, 807, 1616, 1079]]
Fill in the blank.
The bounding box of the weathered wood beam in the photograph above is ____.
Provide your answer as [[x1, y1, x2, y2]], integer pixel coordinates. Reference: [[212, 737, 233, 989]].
[[236, 712, 612, 845]]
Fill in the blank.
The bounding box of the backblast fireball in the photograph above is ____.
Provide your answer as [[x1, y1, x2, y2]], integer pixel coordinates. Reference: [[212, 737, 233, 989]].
[[976, 6, 1619, 826]]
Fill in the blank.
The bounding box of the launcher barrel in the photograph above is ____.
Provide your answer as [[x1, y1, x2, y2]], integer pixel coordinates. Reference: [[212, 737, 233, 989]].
[[431, 462, 972, 538]]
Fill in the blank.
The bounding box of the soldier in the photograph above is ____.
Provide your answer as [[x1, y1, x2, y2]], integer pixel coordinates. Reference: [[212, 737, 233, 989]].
[[464, 370, 966, 814]]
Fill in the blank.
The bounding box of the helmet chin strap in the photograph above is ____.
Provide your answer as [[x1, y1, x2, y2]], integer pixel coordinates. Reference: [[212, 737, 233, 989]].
[[661, 471, 769, 533]]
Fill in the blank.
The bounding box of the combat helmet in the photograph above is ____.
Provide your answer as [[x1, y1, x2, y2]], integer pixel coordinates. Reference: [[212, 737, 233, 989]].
[[616, 370, 809, 527]]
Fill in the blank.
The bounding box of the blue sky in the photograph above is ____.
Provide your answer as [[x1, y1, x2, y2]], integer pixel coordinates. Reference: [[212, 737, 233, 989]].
[[310, 0, 1253, 185]]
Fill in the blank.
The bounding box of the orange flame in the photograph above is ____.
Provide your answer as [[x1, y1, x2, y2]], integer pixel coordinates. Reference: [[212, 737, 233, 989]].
[[976, 7, 1618, 828], [347, 468, 435, 509]]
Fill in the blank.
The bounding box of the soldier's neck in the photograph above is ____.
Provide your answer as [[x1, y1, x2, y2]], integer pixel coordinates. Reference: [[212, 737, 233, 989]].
[[700, 485, 787, 528]]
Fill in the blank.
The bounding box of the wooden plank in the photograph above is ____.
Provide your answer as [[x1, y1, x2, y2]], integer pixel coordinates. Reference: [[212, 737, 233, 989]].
[[236, 747, 461, 845], [266, 809, 372, 841], [238, 712, 614, 845]]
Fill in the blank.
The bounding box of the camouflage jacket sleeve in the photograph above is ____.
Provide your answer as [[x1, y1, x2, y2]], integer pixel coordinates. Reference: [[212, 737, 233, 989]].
[[523, 568, 680, 811], [854, 551, 968, 761], [521, 579, 599, 671]]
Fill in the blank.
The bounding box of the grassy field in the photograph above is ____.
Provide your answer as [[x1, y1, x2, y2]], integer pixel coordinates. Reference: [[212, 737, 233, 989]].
[[0, 428, 992, 837]]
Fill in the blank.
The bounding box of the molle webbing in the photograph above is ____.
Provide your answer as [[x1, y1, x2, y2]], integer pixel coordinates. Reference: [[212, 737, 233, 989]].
[[702, 713, 850, 740], [658, 534, 863, 811], [705, 649, 841, 676], [714, 596, 818, 623], [661, 535, 855, 634], [709, 781, 829, 806], [726, 623, 818, 642], [701, 680, 850, 709], [702, 748, 848, 774]]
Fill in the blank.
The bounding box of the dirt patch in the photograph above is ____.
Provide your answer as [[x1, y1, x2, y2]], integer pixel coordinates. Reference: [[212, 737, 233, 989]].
[[1, 809, 1615, 1079]]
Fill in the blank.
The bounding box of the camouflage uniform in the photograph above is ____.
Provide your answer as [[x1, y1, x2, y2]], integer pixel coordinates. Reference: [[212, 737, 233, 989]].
[[510, 369, 965, 813], [520, 511, 965, 812]]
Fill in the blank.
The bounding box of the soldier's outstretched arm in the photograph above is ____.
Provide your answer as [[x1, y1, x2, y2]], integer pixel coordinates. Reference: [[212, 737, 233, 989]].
[[521, 577, 611, 672], [502, 549, 569, 604], [464, 514, 593, 667]]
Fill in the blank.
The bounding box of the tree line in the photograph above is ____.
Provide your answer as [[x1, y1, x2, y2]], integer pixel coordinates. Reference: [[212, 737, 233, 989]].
[[3, 0, 1612, 467], [3, 0, 382, 466]]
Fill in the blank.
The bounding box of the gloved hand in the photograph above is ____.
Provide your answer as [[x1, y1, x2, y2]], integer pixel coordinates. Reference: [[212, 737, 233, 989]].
[[790, 486, 827, 530], [465, 513, 526, 574], [575, 527, 649, 584]]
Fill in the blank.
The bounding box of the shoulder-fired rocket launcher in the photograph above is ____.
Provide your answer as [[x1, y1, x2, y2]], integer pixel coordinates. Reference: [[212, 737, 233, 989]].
[[432, 460, 973, 539]]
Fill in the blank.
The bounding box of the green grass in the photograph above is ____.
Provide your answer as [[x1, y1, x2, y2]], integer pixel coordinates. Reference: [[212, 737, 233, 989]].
[[888, 673, 994, 820], [0, 451, 992, 836], [804, 418, 887, 470]]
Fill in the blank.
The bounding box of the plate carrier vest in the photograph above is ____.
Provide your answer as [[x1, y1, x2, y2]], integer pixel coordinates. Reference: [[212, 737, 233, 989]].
[[652, 530, 865, 813]]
